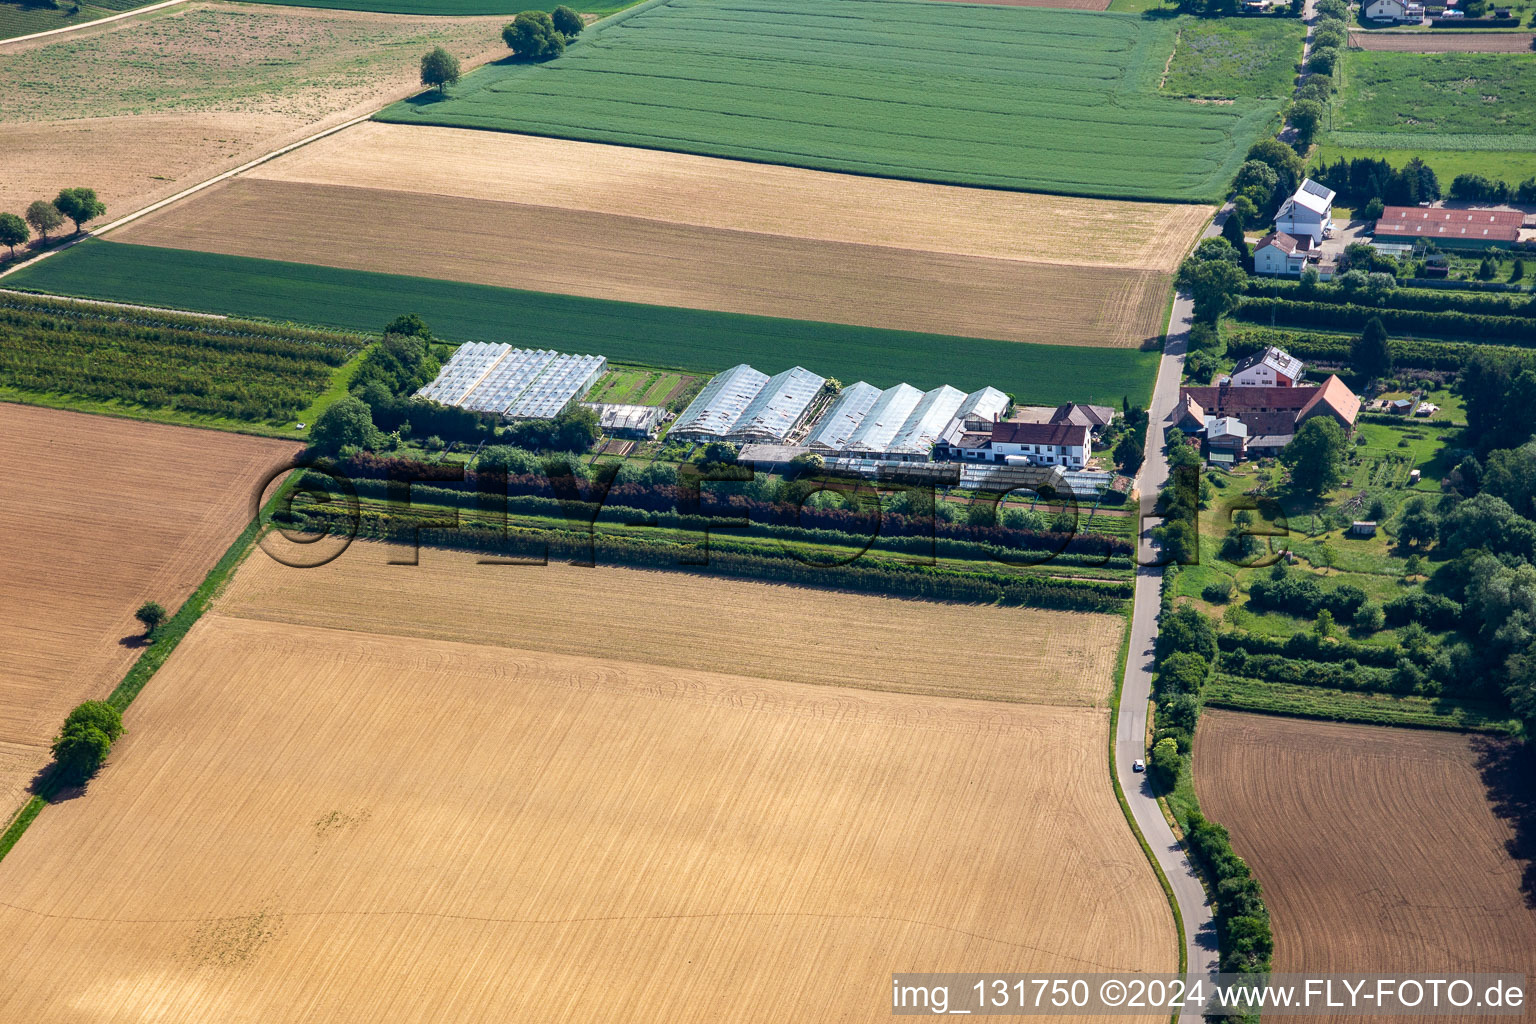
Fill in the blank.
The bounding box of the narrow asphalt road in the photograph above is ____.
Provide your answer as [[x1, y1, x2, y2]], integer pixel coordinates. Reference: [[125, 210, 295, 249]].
[[1117, 207, 1231, 1004]]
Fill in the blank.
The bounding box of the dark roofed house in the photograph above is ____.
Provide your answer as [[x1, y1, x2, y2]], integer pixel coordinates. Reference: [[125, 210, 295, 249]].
[[1048, 402, 1116, 432], [1177, 376, 1359, 460], [986, 420, 1092, 468], [1230, 345, 1304, 387]]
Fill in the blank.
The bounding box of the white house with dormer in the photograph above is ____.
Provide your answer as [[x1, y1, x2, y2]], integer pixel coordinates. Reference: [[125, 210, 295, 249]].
[[1275, 179, 1336, 245], [1230, 345, 1304, 387]]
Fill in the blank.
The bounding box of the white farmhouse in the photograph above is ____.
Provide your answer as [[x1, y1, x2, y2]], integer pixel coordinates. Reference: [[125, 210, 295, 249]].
[[986, 421, 1091, 468], [1230, 345, 1305, 388], [1275, 178, 1336, 245], [1252, 231, 1315, 276], [1364, 0, 1423, 20]]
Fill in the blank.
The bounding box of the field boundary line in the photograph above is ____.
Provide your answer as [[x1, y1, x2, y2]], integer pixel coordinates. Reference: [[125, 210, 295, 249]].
[[0, 0, 185, 46], [0, 113, 375, 284], [0, 478, 294, 866]]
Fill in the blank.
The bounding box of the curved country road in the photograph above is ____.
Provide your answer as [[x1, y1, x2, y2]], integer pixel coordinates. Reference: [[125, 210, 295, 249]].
[[1117, 210, 1229, 1005]]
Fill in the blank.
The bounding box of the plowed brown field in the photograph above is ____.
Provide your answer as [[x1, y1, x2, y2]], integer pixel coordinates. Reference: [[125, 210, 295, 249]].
[[1347, 30, 1535, 51], [1196, 711, 1536, 1022], [220, 541, 1125, 706], [0, 404, 296, 819], [109, 122, 1211, 348], [0, 611, 1172, 1022], [245, 124, 1200, 269], [0, 5, 510, 218]]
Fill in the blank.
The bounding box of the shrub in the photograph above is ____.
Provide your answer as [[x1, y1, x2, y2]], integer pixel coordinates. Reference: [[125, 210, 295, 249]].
[[503, 10, 565, 61], [1203, 578, 1236, 603]]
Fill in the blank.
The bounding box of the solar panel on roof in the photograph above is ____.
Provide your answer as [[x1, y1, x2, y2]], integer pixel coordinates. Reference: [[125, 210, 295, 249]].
[[1302, 180, 1331, 198]]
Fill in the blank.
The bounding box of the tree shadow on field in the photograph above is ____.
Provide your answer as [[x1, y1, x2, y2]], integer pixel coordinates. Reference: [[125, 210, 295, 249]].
[[118, 632, 150, 650], [27, 762, 88, 805], [1472, 735, 1536, 908]]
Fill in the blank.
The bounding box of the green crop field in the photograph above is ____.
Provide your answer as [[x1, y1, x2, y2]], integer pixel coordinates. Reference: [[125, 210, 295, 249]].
[[1335, 51, 1536, 138], [232, 0, 640, 15], [6, 241, 1161, 407], [376, 0, 1275, 202], [1161, 17, 1304, 100]]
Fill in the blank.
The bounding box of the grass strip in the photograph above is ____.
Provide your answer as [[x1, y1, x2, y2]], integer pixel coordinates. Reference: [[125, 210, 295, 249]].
[[0, 475, 295, 865]]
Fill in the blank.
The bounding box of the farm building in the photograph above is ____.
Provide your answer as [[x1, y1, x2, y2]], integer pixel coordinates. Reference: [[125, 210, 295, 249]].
[[803, 382, 882, 451], [1177, 376, 1360, 458], [583, 403, 667, 439], [1374, 206, 1524, 248], [983, 421, 1092, 468], [1230, 346, 1304, 387], [1205, 417, 1249, 464], [416, 344, 606, 420], [1252, 232, 1319, 277], [1275, 179, 1336, 245], [670, 364, 825, 443]]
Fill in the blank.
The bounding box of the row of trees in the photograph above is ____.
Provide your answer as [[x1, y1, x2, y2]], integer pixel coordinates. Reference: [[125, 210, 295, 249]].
[[0, 188, 105, 259]]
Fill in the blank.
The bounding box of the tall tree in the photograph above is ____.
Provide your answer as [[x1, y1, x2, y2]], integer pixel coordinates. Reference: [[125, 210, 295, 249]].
[[0, 212, 28, 258], [551, 4, 583, 37], [1351, 317, 1392, 379], [54, 188, 106, 233], [503, 10, 565, 60], [25, 199, 63, 241], [1281, 418, 1348, 494], [420, 47, 461, 93]]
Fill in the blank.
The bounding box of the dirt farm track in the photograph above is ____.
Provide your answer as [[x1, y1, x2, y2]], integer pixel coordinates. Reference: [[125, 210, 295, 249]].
[[0, 404, 296, 821], [1196, 711, 1536, 1023], [0, 540, 1175, 1022], [107, 123, 1210, 349]]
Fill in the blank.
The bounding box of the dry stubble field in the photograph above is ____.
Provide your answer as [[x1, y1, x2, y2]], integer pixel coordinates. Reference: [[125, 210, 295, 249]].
[[0, 542, 1172, 1021], [109, 123, 1211, 348], [1196, 711, 1536, 1023], [219, 542, 1126, 705], [0, 4, 509, 218], [0, 404, 296, 819]]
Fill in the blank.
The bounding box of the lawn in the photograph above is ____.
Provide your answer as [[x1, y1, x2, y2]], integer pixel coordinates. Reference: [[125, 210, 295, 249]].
[[1309, 143, 1536, 190], [1334, 50, 1536, 139], [1161, 16, 1305, 100], [376, 0, 1275, 202], [6, 240, 1162, 407]]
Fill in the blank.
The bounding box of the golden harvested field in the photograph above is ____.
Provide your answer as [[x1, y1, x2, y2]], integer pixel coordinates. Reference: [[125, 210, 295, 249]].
[[109, 122, 1211, 348], [0, 404, 296, 819], [116, 177, 1173, 347], [220, 541, 1126, 706], [1347, 30, 1535, 51], [0, 612, 1172, 1022], [246, 124, 1205, 271], [1196, 711, 1536, 1021], [0, 4, 509, 217]]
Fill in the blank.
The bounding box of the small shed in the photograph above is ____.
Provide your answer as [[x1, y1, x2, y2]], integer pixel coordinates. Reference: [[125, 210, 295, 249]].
[[1390, 399, 1413, 415], [1350, 521, 1378, 537], [1409, 468, 1422, 484]]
